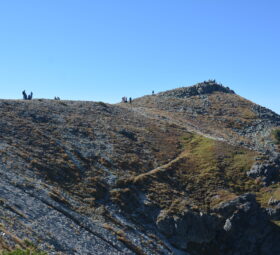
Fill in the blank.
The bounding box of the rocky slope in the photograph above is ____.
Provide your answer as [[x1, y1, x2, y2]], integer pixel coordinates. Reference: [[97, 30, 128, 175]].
[[1, 81, 280, 255]]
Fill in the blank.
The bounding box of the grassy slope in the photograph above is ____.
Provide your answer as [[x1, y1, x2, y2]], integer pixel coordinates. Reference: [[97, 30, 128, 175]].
[[116, 89, 280, 219], [114, 133, 259, 213]]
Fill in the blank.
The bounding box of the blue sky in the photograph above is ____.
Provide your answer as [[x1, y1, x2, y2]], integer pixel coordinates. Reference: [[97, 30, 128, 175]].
[[0, 0, 279, 112]]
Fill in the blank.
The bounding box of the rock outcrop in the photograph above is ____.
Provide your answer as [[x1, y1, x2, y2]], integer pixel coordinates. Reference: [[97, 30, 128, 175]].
[[247, 151, 280, 184], [214, 194, 280, 255], [154, 194, 280, 255], [156, 209, 218, 251], [158, 80, 235, 99]]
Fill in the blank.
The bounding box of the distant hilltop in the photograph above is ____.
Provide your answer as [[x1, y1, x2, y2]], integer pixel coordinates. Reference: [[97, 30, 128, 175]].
[[158, 80, 235, 98]]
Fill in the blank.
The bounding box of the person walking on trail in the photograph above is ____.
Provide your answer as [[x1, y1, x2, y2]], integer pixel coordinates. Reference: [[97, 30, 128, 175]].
[[129, 97, 132, 104]]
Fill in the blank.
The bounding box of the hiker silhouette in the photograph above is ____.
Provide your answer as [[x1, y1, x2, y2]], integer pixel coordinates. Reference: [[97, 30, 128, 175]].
[[27, 92, 33, 100], [22, 90, 33, 100], [22, 90, 27, 100]]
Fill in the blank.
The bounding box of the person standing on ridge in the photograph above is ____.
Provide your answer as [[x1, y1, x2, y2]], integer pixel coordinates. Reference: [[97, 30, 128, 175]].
[[27, 92, 33, 100], [22, 90, 27, 100]]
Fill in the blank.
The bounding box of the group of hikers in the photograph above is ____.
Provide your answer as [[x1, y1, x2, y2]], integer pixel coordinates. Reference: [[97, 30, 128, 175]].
[[22, 90, 61, 100], [22, 90, 155, 102], [122, 91, 155, 104], [22, 90, 33, 100], [122, 96, 132, 103]]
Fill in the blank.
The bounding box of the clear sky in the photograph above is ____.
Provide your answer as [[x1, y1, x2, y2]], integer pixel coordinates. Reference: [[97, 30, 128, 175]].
[[0, 0, 279, 112]]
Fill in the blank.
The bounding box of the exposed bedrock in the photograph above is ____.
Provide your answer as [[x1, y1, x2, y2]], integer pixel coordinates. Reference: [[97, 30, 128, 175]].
[[129, 193, 280, 255]]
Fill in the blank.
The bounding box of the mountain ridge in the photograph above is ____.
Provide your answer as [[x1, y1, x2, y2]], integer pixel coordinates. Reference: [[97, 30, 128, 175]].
[[1, 82, 280, 255]]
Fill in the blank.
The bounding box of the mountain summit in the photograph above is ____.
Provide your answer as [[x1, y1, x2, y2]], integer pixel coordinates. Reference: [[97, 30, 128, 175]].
[[158, 80, 235, 98], [1, 82, 280, 255]]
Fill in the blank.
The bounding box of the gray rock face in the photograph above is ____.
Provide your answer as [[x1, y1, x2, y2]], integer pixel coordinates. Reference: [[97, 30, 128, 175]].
[[215, 194, 280, 255], [153, 194, 280, 255], [156, 210, 218, 250], [212, 194, 280, 255], [0, 169, 128, 255], [266, 206, 280, 220]]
